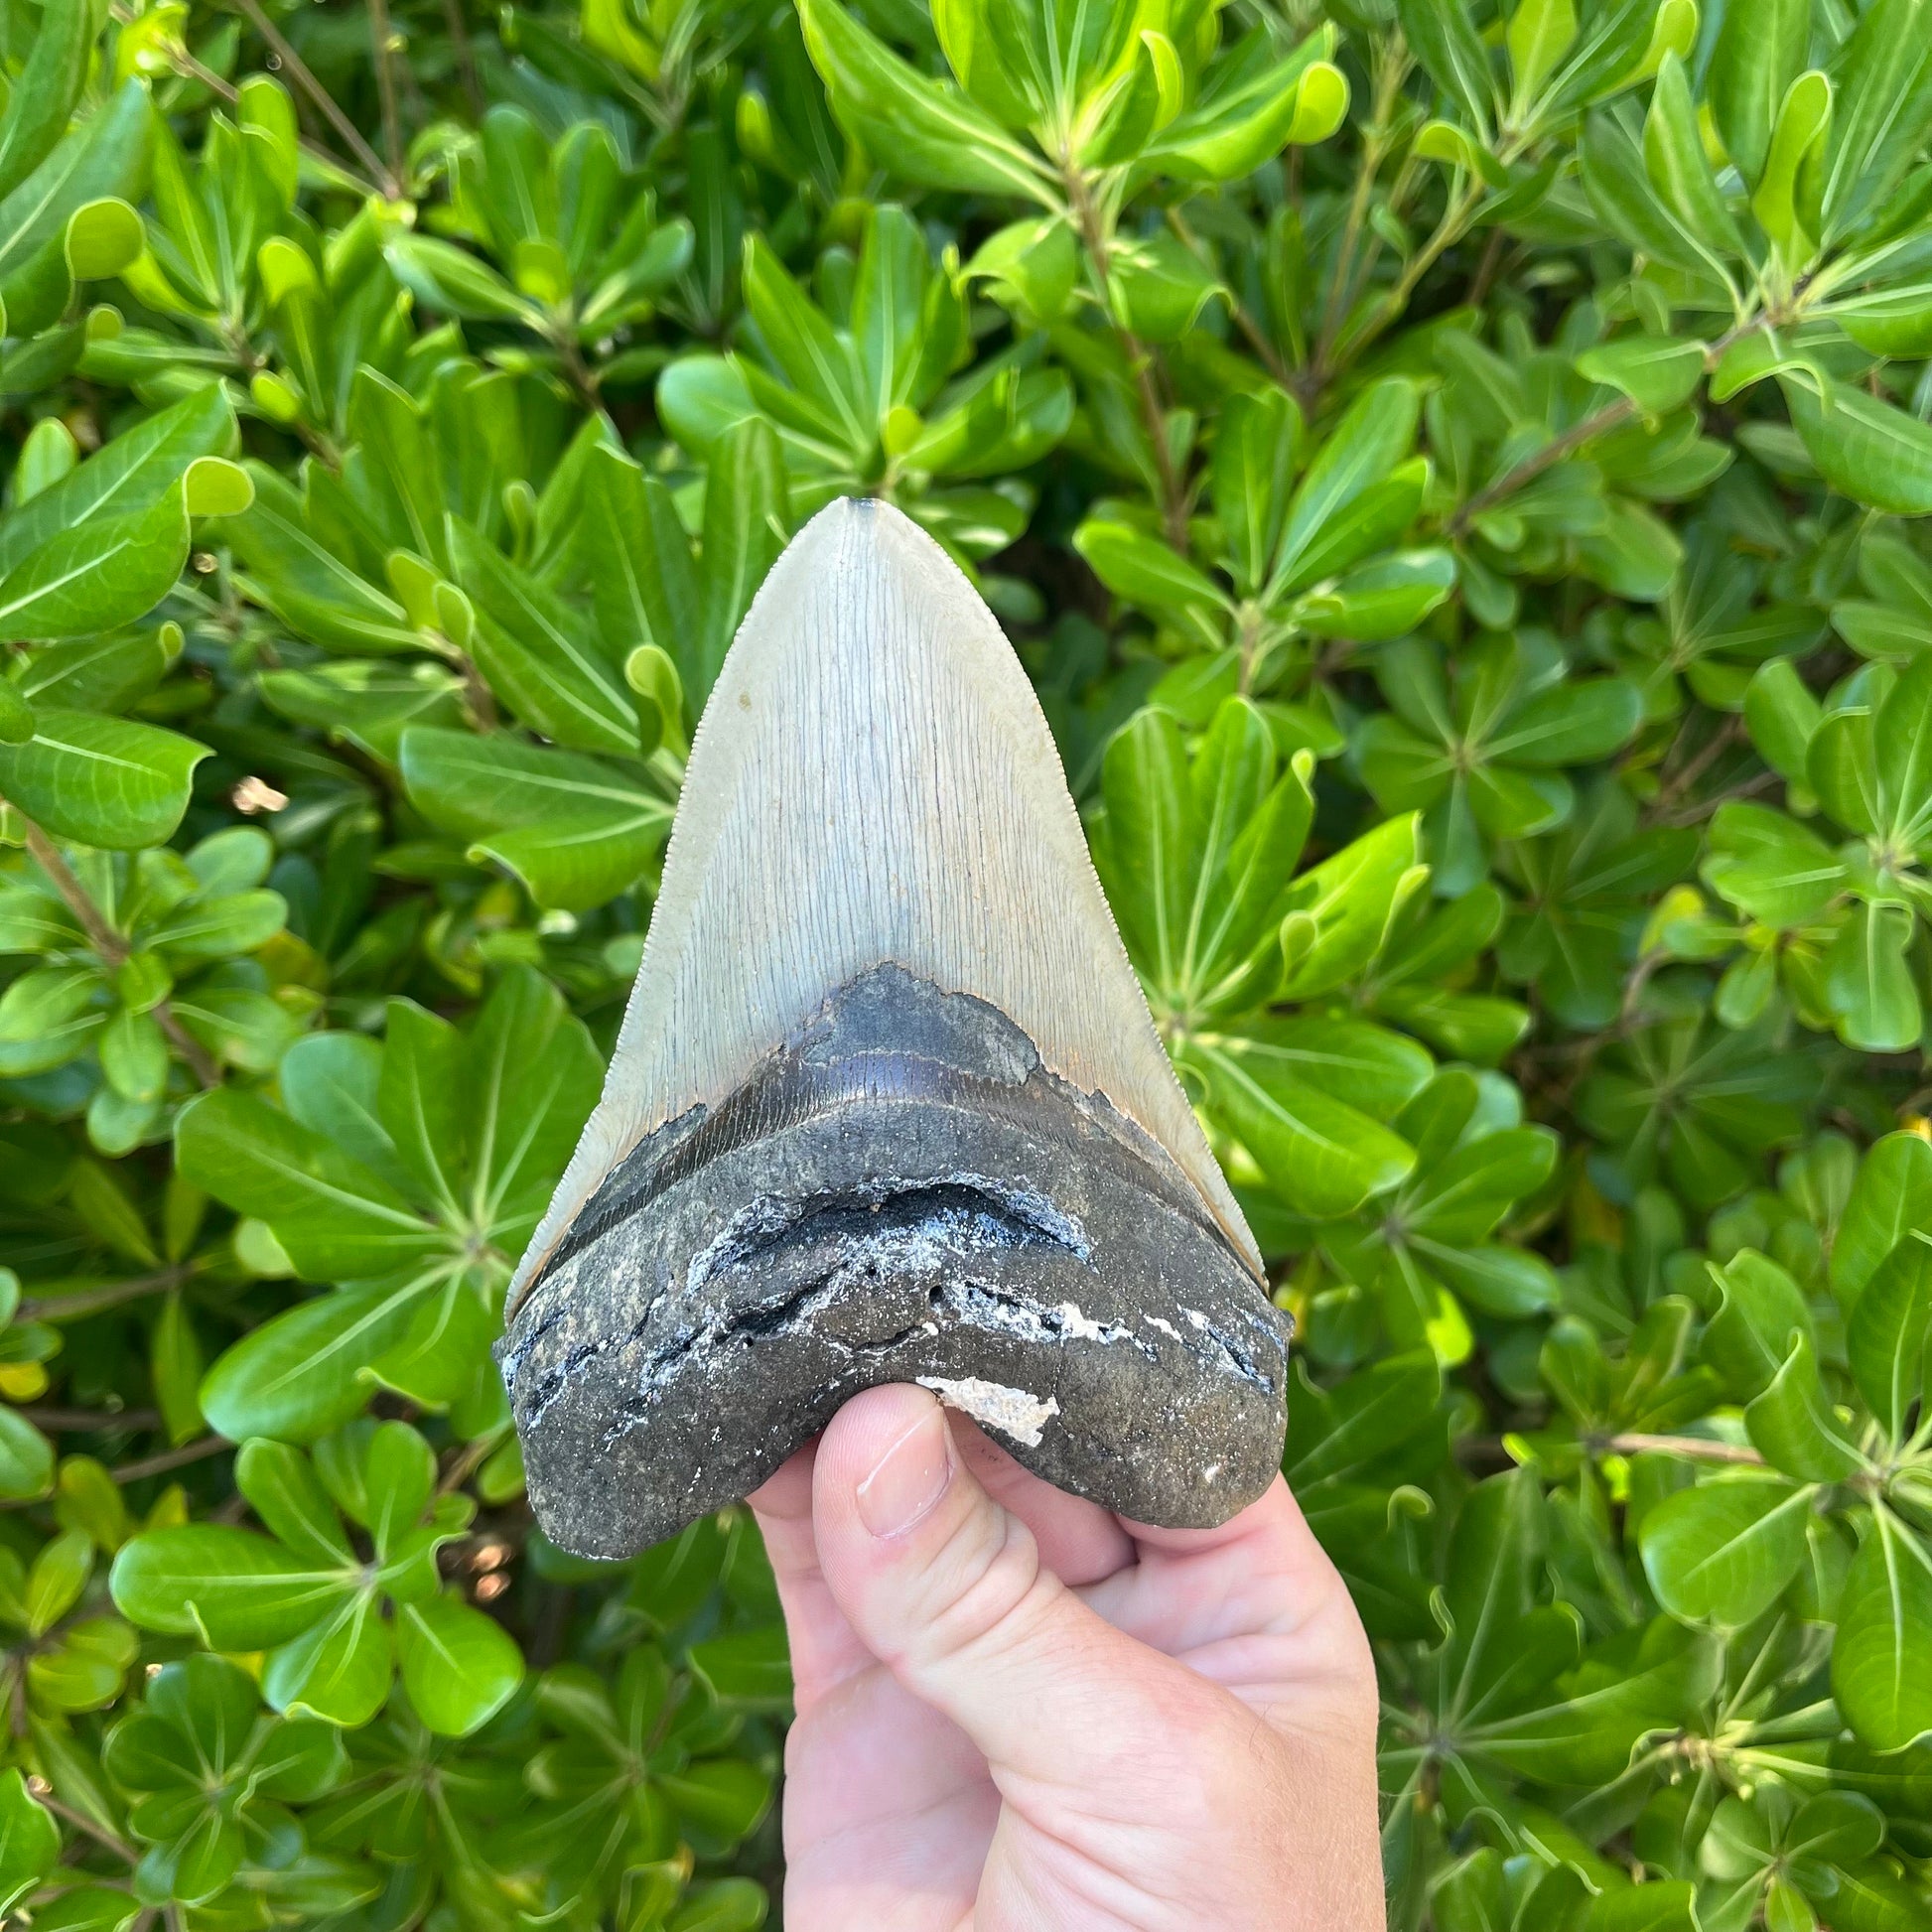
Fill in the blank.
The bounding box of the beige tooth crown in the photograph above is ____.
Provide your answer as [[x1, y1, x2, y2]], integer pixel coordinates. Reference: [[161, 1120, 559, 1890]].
[[510, 496, 1262, 1311]]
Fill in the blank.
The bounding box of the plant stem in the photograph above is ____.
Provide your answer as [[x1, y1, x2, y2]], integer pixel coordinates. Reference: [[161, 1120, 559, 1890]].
[[111, 1438, 230, 1485], [1601, 1433, 1767, 1466], [1448, 321, 1759, 538], [1165, 207, 1289, 387], [37, 1794, 136, 1866], [1064, 165, 1189, 552], [454, 652, 498, 731], [440, 0, 484, 115], [177, 36, 384, 196], [438, 1428, 504, 1494], [23, 829, 224, 1087], [1310, 42, 1409, 390], [366, 0, 404, 183], [20, 825, 222, 1090], [231, 0, 400, 197], [1330, 174, 1485, 375], [1466, 225, 1509, 308], [19, 1268, 197, 1324], [105, 2, 382, 195], [1645, 715, 1743, 825], [19, 1408, 163, 1432], [1448, 396, 1638, 537]]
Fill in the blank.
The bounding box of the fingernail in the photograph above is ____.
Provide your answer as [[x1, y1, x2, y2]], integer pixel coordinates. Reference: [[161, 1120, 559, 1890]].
[[857, 1402, 953, 1539]]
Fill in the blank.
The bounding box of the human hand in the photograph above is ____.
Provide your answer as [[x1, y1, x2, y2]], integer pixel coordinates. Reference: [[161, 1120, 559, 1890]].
[[747, 1383, 1384, 1931]]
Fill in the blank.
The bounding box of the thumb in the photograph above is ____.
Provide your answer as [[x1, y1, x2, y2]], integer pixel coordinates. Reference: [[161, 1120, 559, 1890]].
[[810, 1384, 1221, 1792]]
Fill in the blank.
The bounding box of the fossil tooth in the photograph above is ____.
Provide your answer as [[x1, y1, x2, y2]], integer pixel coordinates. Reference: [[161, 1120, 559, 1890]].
[[497, 498, 1289, 1559]]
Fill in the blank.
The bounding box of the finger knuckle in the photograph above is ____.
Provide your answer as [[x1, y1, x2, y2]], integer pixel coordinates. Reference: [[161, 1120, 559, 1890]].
[[921, 1505, 1050, 1664]]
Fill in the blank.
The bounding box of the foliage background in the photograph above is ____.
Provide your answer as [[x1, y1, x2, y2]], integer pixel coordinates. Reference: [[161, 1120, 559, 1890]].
[[2, 0, 1932, 1926]]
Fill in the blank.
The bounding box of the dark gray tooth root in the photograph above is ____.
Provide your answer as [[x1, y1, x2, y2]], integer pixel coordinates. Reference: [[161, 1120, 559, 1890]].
[[497, 966, 1290, 1560], [497, 496, 1288, 1562]]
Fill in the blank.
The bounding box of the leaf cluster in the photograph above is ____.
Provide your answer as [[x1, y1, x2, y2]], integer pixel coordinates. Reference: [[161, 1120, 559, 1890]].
[[2, 1, 1932, 1928]]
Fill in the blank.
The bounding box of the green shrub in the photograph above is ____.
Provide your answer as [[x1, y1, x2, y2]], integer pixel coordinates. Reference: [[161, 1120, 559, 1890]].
[[0, 0, 1930, 1925]]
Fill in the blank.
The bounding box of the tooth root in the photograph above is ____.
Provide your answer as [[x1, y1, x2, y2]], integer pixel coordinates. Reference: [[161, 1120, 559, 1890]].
[[513, 497, 1260, 1309]]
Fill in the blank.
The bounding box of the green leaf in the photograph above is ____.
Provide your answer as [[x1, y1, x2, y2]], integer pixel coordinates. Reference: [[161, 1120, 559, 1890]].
[[1816, 0, 1932, 241], [0, 710, 207, 850], [1212, 387, 1301, 599], [1643, 56, 1745, 268], [22, 1530, 88, 1639], [1834, 285, 1932, 358], [453, 522, 638, 756], [200, 1282, 430, 1445], [1284, 1350, 1442, 1489], [1834, 1132, 1932, 1311], [1708, 0, 1808, 186], [1640, 1473, 1814, 1625], [1280, 813, 1426, 1000], [0, 0, 95, 205], [265, 1590, 390, 1726], [581, 447, 698, 702], [219, 467, 420, 656], [1273, 380, 1420, 595], [1783, 375, 1932, 516], [1745, 1333, 1866, 1482], [383, 233, 536, 323], [0, 1770, 60, 1917], [1846, 1235, 1932, 1445], [1507, 0, 1577, 106], [395, 1594, 524, 1735], [1702, 802, 1845, 927], [0, 387, 235, 580], [1832, 1510, 1932, 1750], [0, 1410, 54, 1503], [237, 1441, 353, 1567], [1824, 899, 1920, 1051], [1587, 1882, 1699, 1932], [694, 420, 788, 707], [399, 728, 672, 911], [174, 1090, 444, 1282], [1705, 1248, 1815, 1401], [797, 0, 1056, 204], [110, 1525, 338, 1650], [1752, 69, 1832, 258], [0, 81, 150, 288], [1582, 110, 1714, 276], [461, 966, 603, 1243], [0, 483, 192, 641], [689, 1625, 791, 1710], [1397, 0, 1495, 137], [1575, 337, 1707, 416], [1142, 32, 1343, 184], [1743, 659, 1823, 782], [1075, 520, 1228, 643], [1184, 1036, 1415, 1219]]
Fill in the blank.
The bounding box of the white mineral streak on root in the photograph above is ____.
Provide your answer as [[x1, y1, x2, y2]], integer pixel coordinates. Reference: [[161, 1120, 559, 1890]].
[[1054, 1301, 1113, 1341], [916, 1376, 1061, 1448]]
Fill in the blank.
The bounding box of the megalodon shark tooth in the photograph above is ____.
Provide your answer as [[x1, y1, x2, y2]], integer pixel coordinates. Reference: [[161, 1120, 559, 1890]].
[[497, 497, 1290, 1559]]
